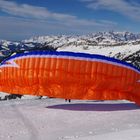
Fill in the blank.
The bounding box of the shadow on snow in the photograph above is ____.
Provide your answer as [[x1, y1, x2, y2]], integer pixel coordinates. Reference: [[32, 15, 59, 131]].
[[47, 103, 140, 111]]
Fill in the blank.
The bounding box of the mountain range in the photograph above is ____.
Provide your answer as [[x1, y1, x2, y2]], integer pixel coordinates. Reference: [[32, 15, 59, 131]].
[[1, 31, 140, 67]]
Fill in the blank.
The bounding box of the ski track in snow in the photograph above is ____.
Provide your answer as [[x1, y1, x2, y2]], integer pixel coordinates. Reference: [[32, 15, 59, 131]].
[[0, 99, 140, 140]]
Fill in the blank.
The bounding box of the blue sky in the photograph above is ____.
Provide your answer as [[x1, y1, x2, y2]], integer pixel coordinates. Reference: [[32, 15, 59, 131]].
[[0, 0, 140, 41]]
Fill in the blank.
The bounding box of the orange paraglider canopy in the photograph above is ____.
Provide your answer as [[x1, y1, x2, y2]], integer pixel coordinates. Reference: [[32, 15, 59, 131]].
[[0, 51, 140, 105]]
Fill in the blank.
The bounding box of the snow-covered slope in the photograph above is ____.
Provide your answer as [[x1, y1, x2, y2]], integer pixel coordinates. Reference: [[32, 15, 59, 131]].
[[0, 99, 140, 140]]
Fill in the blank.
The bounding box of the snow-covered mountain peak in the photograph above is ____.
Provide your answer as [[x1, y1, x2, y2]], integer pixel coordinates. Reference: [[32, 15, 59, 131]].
[[24, 31, 140, 46]]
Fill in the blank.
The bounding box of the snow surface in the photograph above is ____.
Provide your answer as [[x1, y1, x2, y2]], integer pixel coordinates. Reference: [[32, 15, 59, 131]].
[[57, 44, 140, 59], [0, 98, 140, 140]]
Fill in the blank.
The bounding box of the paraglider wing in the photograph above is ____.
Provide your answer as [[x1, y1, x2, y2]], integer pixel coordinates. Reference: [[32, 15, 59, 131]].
[[0, 51, 140, 105]]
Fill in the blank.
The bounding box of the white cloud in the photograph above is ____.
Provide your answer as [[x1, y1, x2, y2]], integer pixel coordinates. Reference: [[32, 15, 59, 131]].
[[0, 0, 118, 40], [80, 0, 140, 21], [0, 0, 75, 20], [0, 16, 119, 41], [0, 0, 117, 27]]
